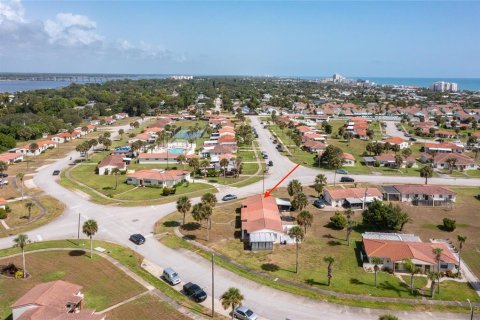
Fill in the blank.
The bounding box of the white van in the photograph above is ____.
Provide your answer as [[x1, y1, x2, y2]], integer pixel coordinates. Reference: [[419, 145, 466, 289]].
[[162, 267, 181, 285]]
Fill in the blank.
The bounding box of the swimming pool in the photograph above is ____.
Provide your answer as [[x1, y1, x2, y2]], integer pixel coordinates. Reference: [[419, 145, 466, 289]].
[[169, 148, 185, 154]]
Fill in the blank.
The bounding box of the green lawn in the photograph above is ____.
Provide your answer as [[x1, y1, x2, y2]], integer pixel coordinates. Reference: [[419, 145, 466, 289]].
[[0, 250, 146, 319], [242, 162, 261, 175], [238, 150, 257, 161]]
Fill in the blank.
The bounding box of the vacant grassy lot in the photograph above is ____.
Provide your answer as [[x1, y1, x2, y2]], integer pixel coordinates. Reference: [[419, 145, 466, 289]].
[[158, 185, 480, 303], [2, 199, 41, 228], [0, 250, 146, 319], [107, 293, 190, 320]]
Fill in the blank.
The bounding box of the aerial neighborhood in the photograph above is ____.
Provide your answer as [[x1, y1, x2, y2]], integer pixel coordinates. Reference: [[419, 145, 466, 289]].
[[0, 76, 479, 320]]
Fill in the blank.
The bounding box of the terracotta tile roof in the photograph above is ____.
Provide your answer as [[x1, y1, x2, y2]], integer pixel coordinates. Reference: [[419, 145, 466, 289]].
[[296, 125, 313, 133], [21, 140, 56, 150], [384, 137, 405, 144], [363, 238, 457, 264], [0, 197, 6, 205], [393, 185, 456, 196], [127, 169, 189, 181], [303, 141, 326, 149], [424, 142, 463, 151], [434, 153, 474, 165], [341, 153, 355, 161], [12, 280, 83, 309], [211, 145, 237, 154], [218, 135, 236, 143], [241, 194, 283, 234], [145, 127, 164, 133], [134, 133, 152, 140], [0, 152, 22, 162], [325, 187, 382, 200], [97, 155, 126, 169]]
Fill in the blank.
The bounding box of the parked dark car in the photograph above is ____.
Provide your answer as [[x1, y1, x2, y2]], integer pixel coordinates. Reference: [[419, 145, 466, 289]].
[[268, 161, 273, 166], [409, 137, 417, 142], [313, 199, 325, 208], [262, 154, 268, 159], [0, 173, 8, 178], [222, 194, 238, 201], [52, 170, 60, 176], [183, 282, 207, 303], [129, 234, 146, 245], [340, 176, 355, 183]]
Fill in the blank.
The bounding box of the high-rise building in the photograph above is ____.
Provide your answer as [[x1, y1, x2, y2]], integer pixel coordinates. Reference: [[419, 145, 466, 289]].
[[430, 81, 458, 92]]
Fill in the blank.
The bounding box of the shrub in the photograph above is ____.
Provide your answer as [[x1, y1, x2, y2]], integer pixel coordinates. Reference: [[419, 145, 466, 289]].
[[379, 315, 398, 320], [442, 218, 456, 231], [0, 209, 7, 219], [329, 212, 346, 229], [445, 270, 456, 278], [169, 187, 176, 195], [374, 160, 380, 167], [162, 187, 175, 196], [5, 205, 11, 213]]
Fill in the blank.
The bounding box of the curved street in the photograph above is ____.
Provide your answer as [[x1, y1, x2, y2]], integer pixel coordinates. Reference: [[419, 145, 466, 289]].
[[0, 116, 478, 320]]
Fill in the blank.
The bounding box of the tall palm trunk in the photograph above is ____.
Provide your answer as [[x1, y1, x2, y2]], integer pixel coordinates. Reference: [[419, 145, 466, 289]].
[[90, 235, 93, 259], [458, 248, 462, 277], [410, 274, 414, 294], [22, 248, 26, 278], [374, 271, 378, 287], [437, 261, 440, 294], [295, 243, 299, 274], [206, 219, 210, 241]]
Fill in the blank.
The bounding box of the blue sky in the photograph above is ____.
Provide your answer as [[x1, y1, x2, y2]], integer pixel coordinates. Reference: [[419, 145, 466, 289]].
[[0, 0, 479, 77]]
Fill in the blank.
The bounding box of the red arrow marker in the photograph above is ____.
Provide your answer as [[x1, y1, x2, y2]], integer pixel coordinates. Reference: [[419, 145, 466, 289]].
[[264, 164, 300, 198]]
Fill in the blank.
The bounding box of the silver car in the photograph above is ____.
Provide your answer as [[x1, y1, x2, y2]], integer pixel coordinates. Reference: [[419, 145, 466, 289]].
[[233, 306, 258, 320]]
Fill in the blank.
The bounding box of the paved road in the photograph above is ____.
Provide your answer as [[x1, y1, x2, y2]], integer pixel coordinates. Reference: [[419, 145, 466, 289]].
[[0, 117, 477, 320]]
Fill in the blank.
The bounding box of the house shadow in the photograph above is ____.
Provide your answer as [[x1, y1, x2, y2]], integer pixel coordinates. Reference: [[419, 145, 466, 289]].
[[163, 220, 180, 228], [261, 263, 280, 272], [181, 222, 201, 231], [68, 250, 86, 257]]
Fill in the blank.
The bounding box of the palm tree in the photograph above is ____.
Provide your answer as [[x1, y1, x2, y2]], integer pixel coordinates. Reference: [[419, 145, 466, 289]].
[[403, 259, 421, 295], [82, 219, 98, 259], [29, 142, 39, 157], [191, 203, 213, 241], [13, 234, 30, 278], [200, 159, 210, 178], [313, 174, 327, 197], [176, 196, 192, 225], [118, 128, 124, 139], [201, 193, 218, 208], [323, 255, 335, 286], [344, 209, 355, 246], [457, 235, 467, 277], [296, 210, 313, 234], [234, 156, 242, 178], [111, 168, 121, 190], [287, 179, 303, 197], [220, 158, 229, 180], [427, 271, 440, 298], [292, 192, 308, 212], [24, 201, 34, 220], [188, 158, 200, 183], [176, 154, 186, 170], [371, 257, 383, 287], [220, 287, 244, 319], [420, 165, 433, 185], [288, 226, 305, 274], [432, 247, 443, 294], [16, 172, 25, 200]]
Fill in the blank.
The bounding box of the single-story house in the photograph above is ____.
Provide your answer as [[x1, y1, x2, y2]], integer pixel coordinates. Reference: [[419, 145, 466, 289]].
[[341, 153, 356, 166], [433, 153, 477, 171], [361, 232, 458, 274], [217, 135, 237, 145], [128, 133, 155, 144], [14, 140, 57, 156], [424, 142, 464, 154], [381, 185, 456, 206], [202, 145, 237, 157], [323, 187, 383, 208], [303, 141, 327, 153], [11, 280, 104, 320], [0, 152, 23, 164], [374, 154, 417, 168], [126, 169, 190, 187], [137, 152, 181, 164], [241, 194, 294, 250], [50, 132, 73, 144], [382, 137, 409, 149], [97, 154, 127, 175]]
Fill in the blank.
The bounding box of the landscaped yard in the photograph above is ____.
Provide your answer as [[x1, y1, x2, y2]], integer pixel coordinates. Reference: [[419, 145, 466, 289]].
[[0, 250, 146, 319], [157, 185, 480, 304], [107, 293, 190, 320]]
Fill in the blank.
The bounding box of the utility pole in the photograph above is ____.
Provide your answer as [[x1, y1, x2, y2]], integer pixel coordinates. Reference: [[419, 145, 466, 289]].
[[77, 213, 81, 244], [262, 168, 265, 194], [363, 188, 368, 210], [211, 253, 215, 318], [467, 299, 474, 320]]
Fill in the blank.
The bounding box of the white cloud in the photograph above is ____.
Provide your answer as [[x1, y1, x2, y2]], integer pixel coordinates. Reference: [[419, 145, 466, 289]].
[[44, 13, 103, 46], [0, 0, 25, 23]]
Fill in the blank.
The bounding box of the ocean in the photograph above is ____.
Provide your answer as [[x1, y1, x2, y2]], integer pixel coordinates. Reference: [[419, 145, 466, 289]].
[[1, 76, 480, 93]]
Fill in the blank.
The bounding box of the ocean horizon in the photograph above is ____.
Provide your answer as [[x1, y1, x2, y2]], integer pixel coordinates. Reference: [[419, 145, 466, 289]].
[[1, 75, 480, 93]]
